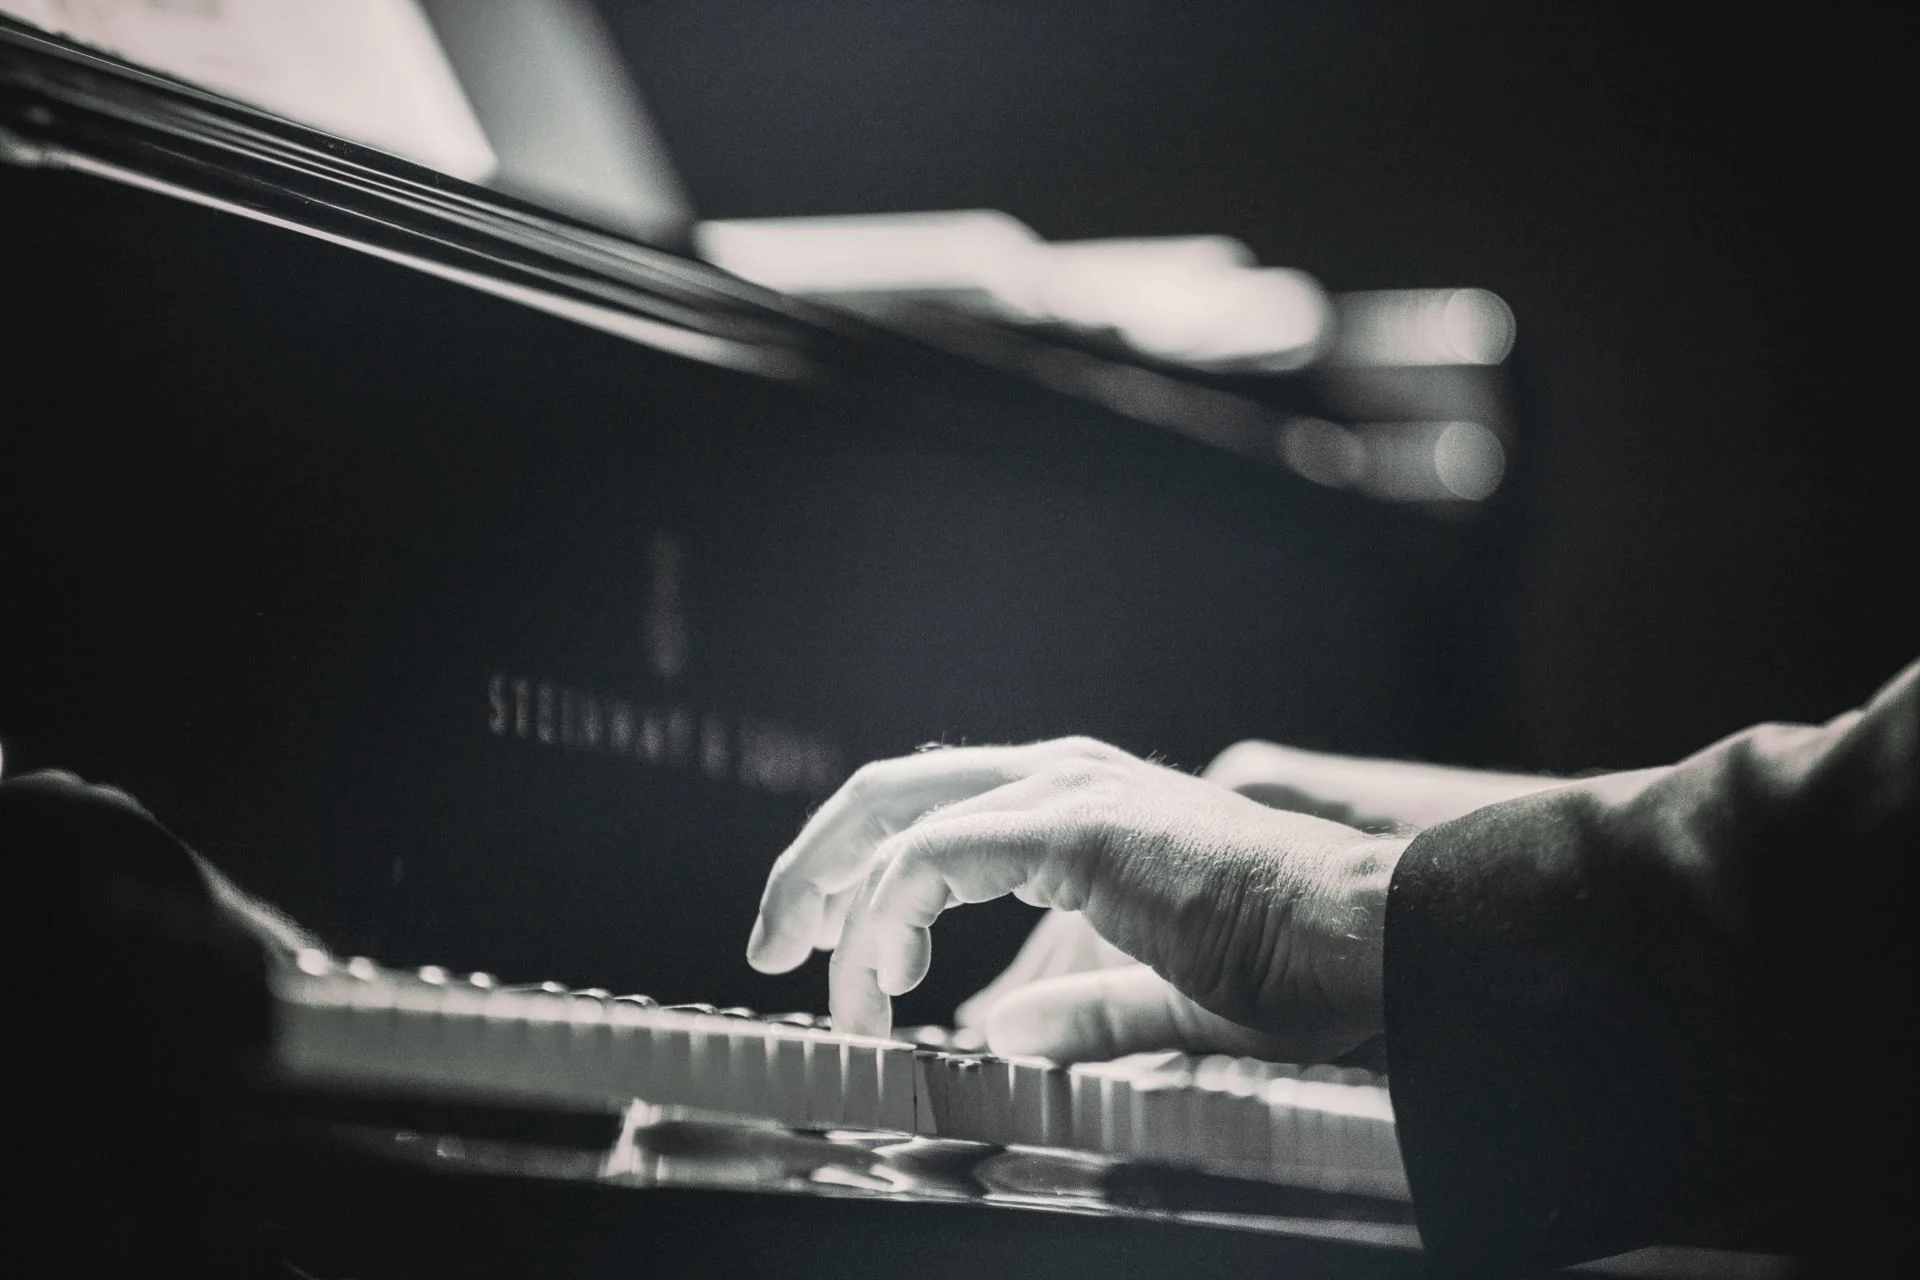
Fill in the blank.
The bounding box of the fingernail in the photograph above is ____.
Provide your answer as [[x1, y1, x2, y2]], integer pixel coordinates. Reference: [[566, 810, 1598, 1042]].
[[747, 916, 769, 965]]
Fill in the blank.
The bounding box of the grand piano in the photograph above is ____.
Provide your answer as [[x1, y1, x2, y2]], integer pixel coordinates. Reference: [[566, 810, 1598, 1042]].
[[3, 15, 1774, 1279]]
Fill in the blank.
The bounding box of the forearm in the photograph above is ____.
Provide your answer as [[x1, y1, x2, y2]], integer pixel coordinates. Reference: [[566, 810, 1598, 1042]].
[[1383, 659, 1918, 1275]]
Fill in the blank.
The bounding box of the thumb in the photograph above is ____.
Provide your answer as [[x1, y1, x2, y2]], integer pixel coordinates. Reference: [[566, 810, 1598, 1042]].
[[983, 964, 1289, 1062]]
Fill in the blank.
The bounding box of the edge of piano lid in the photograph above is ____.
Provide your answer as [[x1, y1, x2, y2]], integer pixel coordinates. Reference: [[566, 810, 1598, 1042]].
[[0, 14, 887, 385]]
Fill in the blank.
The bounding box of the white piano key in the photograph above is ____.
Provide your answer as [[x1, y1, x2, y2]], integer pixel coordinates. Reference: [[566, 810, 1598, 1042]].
[[454, 986, 515, 1097], [699, 1024, 732, 1111], [1333, 1082, 1374, 1188], [1228, 1057, 1276, 1178], [766, 1025, 810, 1127], [724, 1022, 772, 1119], [804, 1031, 845, 1128], [1314, 1078, 1407, 1198], [912, 1049, 944, 1135], [1037, 1060, 1073, 1147], [1068, 1062, 1102, 1151], [1187, 1056, 1237, 1176], [1292, 1079, 1330, 1186], [841, 1037, 881, 1128], [603, 999, 657, 1103], [932, 1056, 975, 1139], [1074, 1060, 1132, 1155], [1001, 1058, 1038, 1146], [877, 1041, 918, 1134], [1127, 1073, 1186, 1164], [1111, 1053, 1185, 1158], [651, 1022, 693, 1108], [1105, 1070, 1136, 1157], [564, 995, 619, 1103], [1002, 1055, 1064, 1147], [1265, 1075, 1300, 1183], [978, 1056, 1015, 1146]]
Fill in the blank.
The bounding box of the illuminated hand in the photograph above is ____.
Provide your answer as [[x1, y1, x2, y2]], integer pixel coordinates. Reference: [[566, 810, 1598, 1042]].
[[746, 738, 1409, 1062], [951, 741, 1565, 1042]]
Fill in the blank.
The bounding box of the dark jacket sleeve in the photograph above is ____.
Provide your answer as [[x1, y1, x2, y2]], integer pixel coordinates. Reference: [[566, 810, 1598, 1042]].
[[1383, 659, 1918, 1277]]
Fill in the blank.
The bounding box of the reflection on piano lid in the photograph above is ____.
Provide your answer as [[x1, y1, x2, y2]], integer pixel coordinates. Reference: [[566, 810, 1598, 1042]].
[[272, 952, 1410, 1202]]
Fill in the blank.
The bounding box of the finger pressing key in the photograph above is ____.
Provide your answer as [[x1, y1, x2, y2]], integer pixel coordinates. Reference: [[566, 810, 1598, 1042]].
[[868, 808, 1073, 999], [747, 744, 1064, 974], [828, 861, 893, 1036]]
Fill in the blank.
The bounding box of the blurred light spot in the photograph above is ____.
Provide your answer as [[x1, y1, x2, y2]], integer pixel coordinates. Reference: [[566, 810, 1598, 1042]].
[[1279, 418, 1367, 488], [1350, 422, 1505, 502], [1432, 421, 1506, 499], [1441, 289, 1516, 364], [1330, 288, 1516, 366]]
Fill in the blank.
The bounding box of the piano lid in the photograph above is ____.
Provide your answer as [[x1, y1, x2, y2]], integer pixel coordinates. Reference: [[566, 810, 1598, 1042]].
[[0, 14, 846, 382]]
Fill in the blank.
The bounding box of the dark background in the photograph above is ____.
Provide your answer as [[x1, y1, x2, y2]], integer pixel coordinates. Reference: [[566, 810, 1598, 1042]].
[[3, 5, 1913, 1022], [601, 0, 1916, 772], [5, 15, 1903, 1274]]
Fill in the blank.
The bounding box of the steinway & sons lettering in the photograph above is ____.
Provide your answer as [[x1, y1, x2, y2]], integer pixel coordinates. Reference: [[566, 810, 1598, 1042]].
[[487, 672, 845, 799]]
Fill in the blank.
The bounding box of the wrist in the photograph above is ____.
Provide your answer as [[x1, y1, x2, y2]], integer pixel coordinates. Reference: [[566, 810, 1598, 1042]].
[[1334, 831, 1411, 1043], [1239, 827, 1408, 1058]]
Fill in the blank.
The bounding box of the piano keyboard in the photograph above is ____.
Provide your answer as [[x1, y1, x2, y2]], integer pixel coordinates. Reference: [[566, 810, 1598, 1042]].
[[271, 953, 1409, 1200]]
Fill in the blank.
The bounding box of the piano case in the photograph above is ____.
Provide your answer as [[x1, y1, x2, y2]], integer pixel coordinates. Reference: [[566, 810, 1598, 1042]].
[[3, 19, 1491, 1278]]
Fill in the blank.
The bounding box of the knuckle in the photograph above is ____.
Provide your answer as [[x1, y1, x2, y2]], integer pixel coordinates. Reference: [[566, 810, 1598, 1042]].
[[888, 822, 945, 875], [843, 760, 888, 801], [859, 804, 899, 850], [1058, 735, 1116, 761], [1049, 756, 1126, 801], [765, 845, 805, 883]]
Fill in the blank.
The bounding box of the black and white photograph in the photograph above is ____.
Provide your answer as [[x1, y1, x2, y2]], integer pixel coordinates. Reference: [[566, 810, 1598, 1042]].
[[3, 4, 1911, 1277]]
